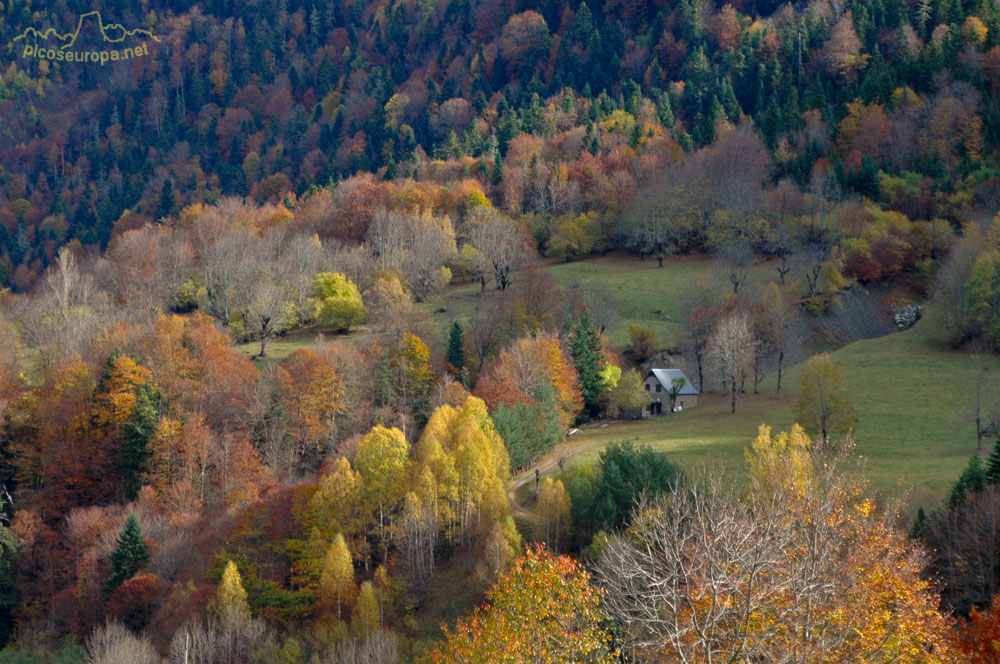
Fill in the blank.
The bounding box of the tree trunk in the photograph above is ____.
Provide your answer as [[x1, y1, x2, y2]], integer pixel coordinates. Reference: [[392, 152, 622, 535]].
[[697, 352, 704, 392], [976, 372, 984, 452], [731, 382, 737, 413], [776, 349, 784, 393]]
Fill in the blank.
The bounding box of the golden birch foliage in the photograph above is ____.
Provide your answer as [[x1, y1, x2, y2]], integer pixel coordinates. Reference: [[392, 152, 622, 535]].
[[482, 515, 523, 582], [453, 397, 510, 527], [352, 581, 380, 639], [319, 533, 355, 619], [537, 478, 571, 552], [354, 425, 410, 525], [299, 457, 367, 559], [215, 560, 250, 628], [745, 423, 813, 495], [415, 397, 510, 535]]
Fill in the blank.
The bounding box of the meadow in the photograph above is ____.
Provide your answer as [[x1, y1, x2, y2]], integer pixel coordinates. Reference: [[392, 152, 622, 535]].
[[527, 317, 985, 508], [241, 253, 984, 506]]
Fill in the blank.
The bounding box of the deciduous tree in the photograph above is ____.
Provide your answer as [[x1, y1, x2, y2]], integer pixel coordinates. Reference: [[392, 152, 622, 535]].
[[794, 353, 856, 446], [428, 546, 616, 664], [319, 533, 355, 619]]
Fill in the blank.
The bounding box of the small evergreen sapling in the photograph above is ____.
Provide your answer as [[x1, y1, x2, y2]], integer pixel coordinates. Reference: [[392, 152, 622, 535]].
[[105, 514, 148, 591]]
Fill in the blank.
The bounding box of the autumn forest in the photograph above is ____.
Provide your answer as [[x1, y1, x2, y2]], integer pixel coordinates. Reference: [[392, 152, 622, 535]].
[[0, 0, 999, 661]]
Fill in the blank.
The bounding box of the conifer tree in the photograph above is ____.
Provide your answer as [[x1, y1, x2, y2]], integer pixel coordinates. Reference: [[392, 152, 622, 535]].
[[571, 315, 603, 420], [950, 454, 987, 507], [986, 435, 1000, 484], [446, 321, 466, 376], [105, 514, 148, 591], [118, 384, 161, 500], [319, 533, 355, 619], [216, 560, 251, 628]]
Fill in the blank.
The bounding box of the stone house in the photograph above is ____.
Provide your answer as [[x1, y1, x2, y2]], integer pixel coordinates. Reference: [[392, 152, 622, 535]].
[[643, 368, 698, 416]]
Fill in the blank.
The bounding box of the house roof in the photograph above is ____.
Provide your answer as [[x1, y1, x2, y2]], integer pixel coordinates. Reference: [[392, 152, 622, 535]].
[[646, 368, 698, 395]]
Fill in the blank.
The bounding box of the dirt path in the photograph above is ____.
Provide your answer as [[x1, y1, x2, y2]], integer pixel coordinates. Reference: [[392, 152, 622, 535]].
[[505, 430, 614, 523]]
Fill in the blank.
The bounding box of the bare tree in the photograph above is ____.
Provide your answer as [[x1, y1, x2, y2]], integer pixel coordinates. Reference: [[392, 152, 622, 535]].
[[405, 216, 456, 301], [326, 630, 399, 664], [467, 294, 511, 373], [970, 336, 999, 451], [241, 275, 295, 358], [87, 622, 162, 664], [716, 239, 754, 294], [367, 209, 411, 275], [707, 311, 756, 413], [622, 168, 700, 267], [45, 245, 102, 331], [468, 209, 533, 291], [597, 476, 793, 664], [200, 228, 259, 326]]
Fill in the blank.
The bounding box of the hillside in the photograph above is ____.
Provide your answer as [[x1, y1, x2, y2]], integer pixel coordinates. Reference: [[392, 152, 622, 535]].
[[0, 0, 997, 289], [522, 314, 984, 504]]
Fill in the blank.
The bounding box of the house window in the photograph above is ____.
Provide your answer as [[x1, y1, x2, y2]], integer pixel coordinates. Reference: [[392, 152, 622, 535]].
[[645, 384, 650, 391], [655, 384, 661, 392]]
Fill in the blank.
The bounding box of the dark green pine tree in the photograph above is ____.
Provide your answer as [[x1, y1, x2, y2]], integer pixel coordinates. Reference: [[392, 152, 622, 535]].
[[909, 507, 929, 540], [446, 321, 466, 377], [105, 514, 148, 592], [986, 434, 1000, 484], [156, 179, 175, 221], [118, 384, 161, 501], [571, 314, 604, 420], [949, 454, 987, 508]]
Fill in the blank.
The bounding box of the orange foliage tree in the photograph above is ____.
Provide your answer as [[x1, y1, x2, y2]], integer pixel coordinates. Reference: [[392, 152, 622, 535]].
[[475, 333, 582, 429], [427, 545, 616, 664]]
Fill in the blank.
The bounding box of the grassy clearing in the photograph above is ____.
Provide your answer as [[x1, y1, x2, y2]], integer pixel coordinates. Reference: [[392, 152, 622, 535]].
[[233, 327, 354, 362], [421, 252, 783, 350], [542, 318, 985, 507], [547, 252, 780, 347], [423, 253, 778, 348]]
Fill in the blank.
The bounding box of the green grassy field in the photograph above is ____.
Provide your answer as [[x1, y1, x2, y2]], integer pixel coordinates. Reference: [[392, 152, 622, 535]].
[[422, 252, 782, 349], [543, 318, 985, 507], [240, 254, 983, 507], [233, 327, 349, 362], [547, 252, 780, 347]]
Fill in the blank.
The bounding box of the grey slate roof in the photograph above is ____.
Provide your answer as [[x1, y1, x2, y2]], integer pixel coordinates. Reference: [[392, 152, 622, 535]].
[[647, 368, 698, 395]]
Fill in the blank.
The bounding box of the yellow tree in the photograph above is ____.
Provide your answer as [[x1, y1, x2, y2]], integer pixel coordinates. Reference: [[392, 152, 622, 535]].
[[354, 425, 410, 558], [319, 533, 355, 619], [215, 560, 250, 630], [414, 397, 509, 544], [292, 457, 368, 575], [536, 478, 571, 553], [428, 546, 616, 664], [352, 581, 380, 639], [794, 353, 856, 446]]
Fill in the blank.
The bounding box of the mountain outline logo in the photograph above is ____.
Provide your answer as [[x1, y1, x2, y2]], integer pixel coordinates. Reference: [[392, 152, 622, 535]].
[[13, 10, 161, 65]]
